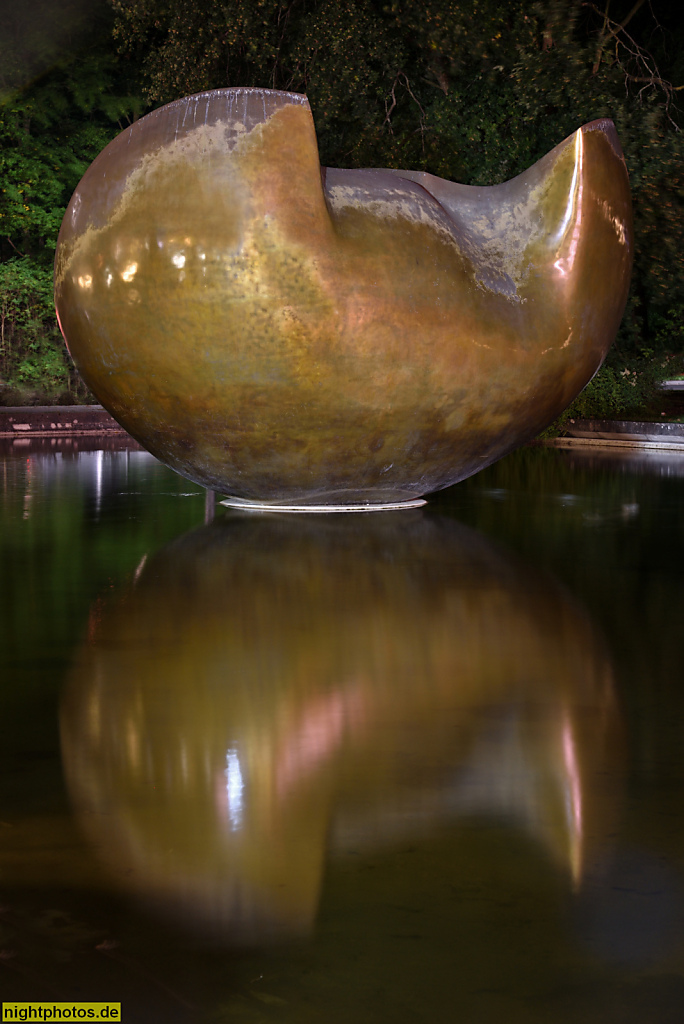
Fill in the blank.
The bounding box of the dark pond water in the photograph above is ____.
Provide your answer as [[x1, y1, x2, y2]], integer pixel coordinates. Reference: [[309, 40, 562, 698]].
[[1, 438, 683, 1023]]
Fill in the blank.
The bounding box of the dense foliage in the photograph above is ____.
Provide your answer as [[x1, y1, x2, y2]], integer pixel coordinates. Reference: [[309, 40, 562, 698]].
[[0, 2, 144, 402], [1, 0, 683, 414]]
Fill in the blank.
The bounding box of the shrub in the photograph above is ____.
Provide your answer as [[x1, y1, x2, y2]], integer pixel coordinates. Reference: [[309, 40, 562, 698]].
[[0, 257, 92, 404]]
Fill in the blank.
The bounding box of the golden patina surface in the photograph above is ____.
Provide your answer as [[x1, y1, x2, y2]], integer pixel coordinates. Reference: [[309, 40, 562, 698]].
[[54, 89, 632, 503]]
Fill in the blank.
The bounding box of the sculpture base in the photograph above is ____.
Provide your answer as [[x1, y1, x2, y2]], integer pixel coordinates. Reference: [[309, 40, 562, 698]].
[[219, 496, 427, 514]]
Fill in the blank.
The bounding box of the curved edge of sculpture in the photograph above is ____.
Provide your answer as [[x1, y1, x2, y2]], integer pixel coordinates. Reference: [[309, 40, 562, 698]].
[[54, 88, 633, 508]]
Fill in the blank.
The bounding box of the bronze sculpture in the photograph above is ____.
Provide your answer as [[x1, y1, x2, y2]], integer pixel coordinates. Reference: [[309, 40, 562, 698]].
[[54, 89, 632, 508]]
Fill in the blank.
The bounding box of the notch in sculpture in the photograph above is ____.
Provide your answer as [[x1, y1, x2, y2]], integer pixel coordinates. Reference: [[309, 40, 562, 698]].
[[54, 88, 632, 509]]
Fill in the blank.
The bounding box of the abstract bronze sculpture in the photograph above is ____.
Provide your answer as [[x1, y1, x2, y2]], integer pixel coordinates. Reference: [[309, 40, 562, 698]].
[[54, 88, 632, 508]]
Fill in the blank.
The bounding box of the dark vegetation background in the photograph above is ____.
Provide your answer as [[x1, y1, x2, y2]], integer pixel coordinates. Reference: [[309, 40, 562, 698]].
[[0, 0, 682, 422]]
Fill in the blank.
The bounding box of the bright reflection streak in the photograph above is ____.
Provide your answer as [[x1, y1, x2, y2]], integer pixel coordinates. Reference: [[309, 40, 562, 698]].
[[554, 130, 584, 278], [121, 263, 138, 282], [133, 553, 147, 583], [172, 253, 186, 269], [225, 748, 244, 831], [562, 710, 583, 886], [94, 449, 103, 517]]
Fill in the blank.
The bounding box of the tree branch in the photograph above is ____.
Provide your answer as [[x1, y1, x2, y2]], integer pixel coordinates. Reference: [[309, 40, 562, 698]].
[[590, 0, 648, 74], [584, 1, 682, 127], [592, 0, 611, 75], [384, 72, 427, 151]]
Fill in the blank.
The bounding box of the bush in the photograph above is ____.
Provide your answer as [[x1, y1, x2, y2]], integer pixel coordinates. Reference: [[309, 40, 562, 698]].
[[0, 257, 93, 404], [541, 347, 684, 434]]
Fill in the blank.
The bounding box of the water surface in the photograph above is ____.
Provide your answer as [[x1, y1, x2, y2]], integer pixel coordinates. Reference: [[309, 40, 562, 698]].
[[1, 440, 683, 1022]]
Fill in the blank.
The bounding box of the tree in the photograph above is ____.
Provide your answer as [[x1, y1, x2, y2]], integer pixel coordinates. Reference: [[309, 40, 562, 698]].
[[0, 0, 146, 401]]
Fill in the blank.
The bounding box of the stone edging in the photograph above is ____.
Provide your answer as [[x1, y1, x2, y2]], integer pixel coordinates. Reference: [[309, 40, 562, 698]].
[[0, 406, 129, 438]]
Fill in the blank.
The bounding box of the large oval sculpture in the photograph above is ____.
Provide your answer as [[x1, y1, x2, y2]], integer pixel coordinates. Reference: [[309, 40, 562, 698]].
[[54, 89, 632, 508]]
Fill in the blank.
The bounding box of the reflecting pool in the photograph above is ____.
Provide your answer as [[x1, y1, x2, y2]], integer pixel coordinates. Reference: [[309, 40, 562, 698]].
[[1, 439, 683, 1022]]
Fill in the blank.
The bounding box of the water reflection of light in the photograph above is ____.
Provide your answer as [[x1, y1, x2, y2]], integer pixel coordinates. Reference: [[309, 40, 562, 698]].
[[22, 456, 32, 519], [133, 553, 147, 583], [562, 710, 583, 886], [225, 749, 244, 831], [276, 685, 365, 798], [121, 262, 138, 282], [94, 449, 103, 517]]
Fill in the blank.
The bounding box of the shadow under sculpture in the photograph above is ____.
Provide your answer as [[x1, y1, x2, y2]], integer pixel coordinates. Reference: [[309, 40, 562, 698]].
[[54, 89, 632, 509], [61, 514, 622, 942]]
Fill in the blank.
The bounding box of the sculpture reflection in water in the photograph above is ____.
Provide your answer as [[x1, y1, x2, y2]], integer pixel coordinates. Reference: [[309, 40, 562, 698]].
[[61, 514, 621, 942]]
